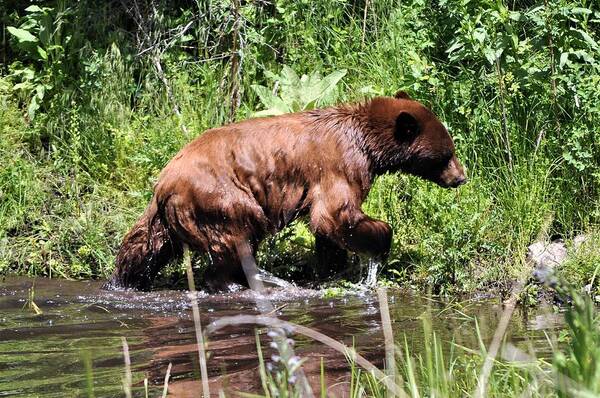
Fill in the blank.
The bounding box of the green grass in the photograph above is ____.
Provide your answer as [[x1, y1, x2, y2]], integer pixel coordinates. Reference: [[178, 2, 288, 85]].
[[1, 0, 599, 294]]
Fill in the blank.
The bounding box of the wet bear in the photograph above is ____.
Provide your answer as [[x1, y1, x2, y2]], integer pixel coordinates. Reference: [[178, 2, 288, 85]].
[[105, 91, 466, 291]]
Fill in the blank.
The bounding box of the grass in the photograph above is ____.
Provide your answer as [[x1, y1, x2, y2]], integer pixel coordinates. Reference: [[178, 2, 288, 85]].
[[1, 0, 599, 296]]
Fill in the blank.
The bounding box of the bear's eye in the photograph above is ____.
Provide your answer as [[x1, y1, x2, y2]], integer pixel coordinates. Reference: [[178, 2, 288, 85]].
[[436, 152, 453, 169]]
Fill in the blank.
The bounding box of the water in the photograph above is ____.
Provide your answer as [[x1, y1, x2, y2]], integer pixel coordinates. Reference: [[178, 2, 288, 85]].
[[364, 259, 379, 288], [0, 277, 563, 397]]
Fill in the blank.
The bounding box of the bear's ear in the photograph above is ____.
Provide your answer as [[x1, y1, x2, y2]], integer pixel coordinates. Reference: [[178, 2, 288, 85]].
[[394, 90, 411, 100], [395, 111, 420, 140]]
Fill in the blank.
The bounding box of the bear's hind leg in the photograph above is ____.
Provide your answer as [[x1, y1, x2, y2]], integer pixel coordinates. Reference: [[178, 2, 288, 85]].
[[106, 201, 181, 290], [203, 242, 252, 292]]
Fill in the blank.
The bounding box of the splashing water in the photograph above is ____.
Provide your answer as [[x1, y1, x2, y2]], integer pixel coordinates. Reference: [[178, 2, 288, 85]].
[[255, 268, 295, 289], [365, 259, 380, 288]]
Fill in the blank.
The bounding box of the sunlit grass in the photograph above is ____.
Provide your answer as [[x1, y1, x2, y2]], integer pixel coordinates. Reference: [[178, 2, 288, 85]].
[[1, 0, 599, 296]]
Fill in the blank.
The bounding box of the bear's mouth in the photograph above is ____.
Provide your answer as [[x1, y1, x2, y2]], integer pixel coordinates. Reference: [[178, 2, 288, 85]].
[[434, 174, 467, 188], [409, 172, 466, 189]]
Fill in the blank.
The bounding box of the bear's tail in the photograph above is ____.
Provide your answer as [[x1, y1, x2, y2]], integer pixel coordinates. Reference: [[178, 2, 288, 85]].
[[104, 198, 180, 290]]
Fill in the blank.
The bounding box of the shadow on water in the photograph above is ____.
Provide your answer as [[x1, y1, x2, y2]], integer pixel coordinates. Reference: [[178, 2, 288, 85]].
[[0, 277, 563, 397]]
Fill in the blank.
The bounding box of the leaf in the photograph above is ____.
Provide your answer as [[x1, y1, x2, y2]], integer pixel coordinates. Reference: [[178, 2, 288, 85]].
[[301, 69, 346, 108], [28, 95, 40, 120], [509, 11, 522, 21], [36, 46, 47, 60], [573, 50, 594, 63], [6, 26, 38, 43], [24, 5, 44, 13], [511, 33, 519, 49], [46, 44, 64, 52], [571, 7, 592, 15], [315, 69, 346, 104], [473, 29, 487, 44], [251, 84, 279, 109], [269, 93, 290, 114], [35, 84, 45, 99], [572, 28, 598, 49], [263, 70, 279, 81], [559, 52, 569, 69], [38, 24, 50, 47], [484, 48, 497, 65], [22, 68, 35, 80], [289, 99, 303, 112], [251, 84, 291, 116], [280, 65, 300, 88], [446, 40, 464, 54], [12, 82, 34, 91], [303, 99, 318, 111]]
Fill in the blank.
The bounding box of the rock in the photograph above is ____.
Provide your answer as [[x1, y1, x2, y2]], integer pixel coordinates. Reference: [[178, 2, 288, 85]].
[[528, 239, 568, 284], [528, 240, 568, 268], [529, 234, 593, 285]]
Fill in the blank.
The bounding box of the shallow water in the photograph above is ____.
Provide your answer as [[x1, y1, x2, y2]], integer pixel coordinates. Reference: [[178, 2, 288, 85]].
[[0, 277, 563, 397]]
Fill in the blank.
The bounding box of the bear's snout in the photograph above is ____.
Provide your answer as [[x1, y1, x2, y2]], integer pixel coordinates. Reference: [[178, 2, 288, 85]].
[[440, 155, 467, 188], [449, 175, 467, 188]]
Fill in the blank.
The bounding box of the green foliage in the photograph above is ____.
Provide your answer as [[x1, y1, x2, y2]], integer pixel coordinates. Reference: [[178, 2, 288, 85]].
[[554, 289, 600, 396], [251, 66, 346, 116], [556, 233, 600, 297], [0, 0, 599, 293], [6, 4, 74, 119]]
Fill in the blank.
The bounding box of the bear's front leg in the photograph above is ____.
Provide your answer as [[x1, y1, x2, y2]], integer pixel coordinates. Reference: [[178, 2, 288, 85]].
[[310, 185, 392, 260], [342, 215, 392, 258]]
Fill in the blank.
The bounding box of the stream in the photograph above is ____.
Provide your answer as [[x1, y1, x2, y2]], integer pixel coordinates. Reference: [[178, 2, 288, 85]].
[[0, 276, 563, 397]]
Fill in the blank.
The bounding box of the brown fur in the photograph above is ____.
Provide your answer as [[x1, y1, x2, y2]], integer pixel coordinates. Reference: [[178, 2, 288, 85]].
[[105, 93, 466, 290]]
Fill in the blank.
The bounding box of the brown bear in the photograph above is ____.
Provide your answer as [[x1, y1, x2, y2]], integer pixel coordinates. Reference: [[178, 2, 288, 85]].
[[105, 91, 466, 291]]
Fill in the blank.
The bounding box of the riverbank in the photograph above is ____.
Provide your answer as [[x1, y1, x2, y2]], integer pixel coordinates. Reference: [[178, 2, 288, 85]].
[[2, 0, 599, 299]]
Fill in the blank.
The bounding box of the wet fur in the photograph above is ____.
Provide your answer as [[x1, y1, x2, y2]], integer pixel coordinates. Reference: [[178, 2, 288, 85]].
[[105, 95, 464, 290]]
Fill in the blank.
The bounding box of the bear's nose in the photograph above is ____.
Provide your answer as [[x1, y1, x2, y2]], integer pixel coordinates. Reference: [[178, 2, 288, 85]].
[[452, 176, 467, 187]]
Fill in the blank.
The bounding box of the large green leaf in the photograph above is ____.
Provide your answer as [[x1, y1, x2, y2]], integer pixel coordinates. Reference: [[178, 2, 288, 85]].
[[251, 84, 291, 116], [12, 82, 34, 91], [318, 69, 346, 100], [300, 69, 347, 109], [7, 27, 38, 43], [572, 28, 598, 50], [36, 46, 47, 60], [279, 66, 302, 110], [251, 85, 278, 109], [280, 65, 300, 88], [253, 66, 346, 115], [571, 7, 593, 15], [560, 52, 569, 69], [28, 95, 40, 120]]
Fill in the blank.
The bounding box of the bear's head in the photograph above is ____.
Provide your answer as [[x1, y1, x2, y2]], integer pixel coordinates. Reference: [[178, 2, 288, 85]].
[[363, 91, 467, 188]]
